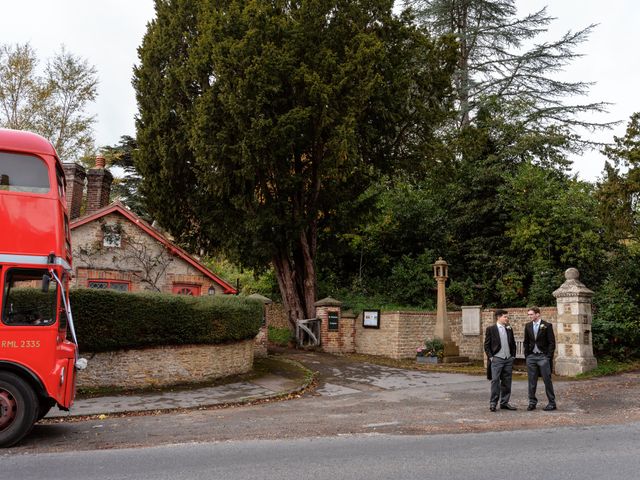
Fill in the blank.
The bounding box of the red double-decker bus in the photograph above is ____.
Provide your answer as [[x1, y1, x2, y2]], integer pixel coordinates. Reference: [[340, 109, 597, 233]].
[[0, 129, 84, 447]]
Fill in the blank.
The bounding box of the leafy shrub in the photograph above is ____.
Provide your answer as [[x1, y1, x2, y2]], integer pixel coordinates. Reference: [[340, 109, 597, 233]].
[[67, 289, 262, 352], [420, 338, 444, 358], [592, 279, 640, 360], [386, 251, 437, 309], [447, 278, 478, 307], [268, 326, 292, 346]]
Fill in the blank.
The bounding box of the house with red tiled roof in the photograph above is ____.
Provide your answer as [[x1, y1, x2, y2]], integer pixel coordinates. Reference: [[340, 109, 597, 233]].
[[64, 158, 236, 296]]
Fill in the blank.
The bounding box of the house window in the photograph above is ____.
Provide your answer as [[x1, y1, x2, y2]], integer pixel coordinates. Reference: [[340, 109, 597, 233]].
[[172, 284, 201, 296], [102, 223, 122, 247], [88, 280, 130, 292]]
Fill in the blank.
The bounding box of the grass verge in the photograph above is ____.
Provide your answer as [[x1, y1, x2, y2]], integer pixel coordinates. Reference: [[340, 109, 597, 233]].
[[574, 358, 640, 379]]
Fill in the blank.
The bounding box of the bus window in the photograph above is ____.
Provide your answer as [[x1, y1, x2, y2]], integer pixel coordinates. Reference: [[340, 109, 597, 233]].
[[0, 152, 50, 194], [64, 213, 71, 252], [56, 163, 65, 199], [2, 268, 57, 326]]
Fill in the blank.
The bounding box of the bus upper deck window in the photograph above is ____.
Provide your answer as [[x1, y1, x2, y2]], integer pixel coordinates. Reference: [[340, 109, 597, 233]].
[[0, 152, 50, 194]]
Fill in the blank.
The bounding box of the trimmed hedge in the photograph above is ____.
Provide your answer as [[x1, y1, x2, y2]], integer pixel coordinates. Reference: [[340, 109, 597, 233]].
[[66, 289, 263, 352]]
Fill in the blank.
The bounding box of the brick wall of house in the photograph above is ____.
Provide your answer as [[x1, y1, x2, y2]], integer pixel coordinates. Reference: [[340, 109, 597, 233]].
[[71, 212, 227, 295], [77, 340, 254, 389]]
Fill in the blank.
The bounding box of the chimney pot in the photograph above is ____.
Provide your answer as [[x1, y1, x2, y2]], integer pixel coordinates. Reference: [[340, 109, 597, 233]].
[[95, 156, 106, 169]]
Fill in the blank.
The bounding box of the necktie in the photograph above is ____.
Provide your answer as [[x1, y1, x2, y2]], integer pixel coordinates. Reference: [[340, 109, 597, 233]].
[[534, 323, 539, 337]]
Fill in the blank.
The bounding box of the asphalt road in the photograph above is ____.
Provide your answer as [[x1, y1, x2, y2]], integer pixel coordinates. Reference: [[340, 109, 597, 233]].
[[3, 423, 640, 480], [4, 352, 640, 454]]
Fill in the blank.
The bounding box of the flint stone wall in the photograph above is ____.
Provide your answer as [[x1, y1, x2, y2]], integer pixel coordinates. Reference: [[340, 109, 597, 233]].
[[77, 340, 254, 389]]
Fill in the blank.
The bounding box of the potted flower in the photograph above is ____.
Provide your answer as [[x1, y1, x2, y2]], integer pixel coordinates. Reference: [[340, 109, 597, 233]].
[[417, 338, 444, 364]]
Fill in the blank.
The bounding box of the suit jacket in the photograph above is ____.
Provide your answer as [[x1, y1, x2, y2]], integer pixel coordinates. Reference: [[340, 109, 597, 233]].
[[523, 320, 556, 357], [484, 324, 517, 359]]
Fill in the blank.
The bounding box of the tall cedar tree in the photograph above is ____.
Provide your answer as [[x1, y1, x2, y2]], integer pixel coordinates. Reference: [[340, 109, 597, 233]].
[[134, 0, 457, 326], [344, 0, 614, 306], [100, 135, 150, 220], [406, 0, 611, 147]]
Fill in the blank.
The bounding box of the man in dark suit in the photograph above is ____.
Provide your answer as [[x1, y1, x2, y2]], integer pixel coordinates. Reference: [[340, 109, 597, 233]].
[[484, 309, 517, 412], [524, 306, 556, 411]]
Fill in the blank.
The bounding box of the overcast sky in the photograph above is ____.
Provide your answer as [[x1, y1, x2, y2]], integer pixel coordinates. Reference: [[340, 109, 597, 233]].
[[1, 0, 638, 182]]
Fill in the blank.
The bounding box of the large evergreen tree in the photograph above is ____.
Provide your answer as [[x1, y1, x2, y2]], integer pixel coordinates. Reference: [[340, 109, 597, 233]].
[[597, 112, 640, 242], [405, 0, 611, 143], [134, 0, 456, 325], [100, 135, 149, 220], [332, 0, 614, 307]]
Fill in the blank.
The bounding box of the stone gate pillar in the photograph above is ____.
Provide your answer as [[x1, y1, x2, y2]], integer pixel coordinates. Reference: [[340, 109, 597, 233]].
[[552, 268, 598, 375]]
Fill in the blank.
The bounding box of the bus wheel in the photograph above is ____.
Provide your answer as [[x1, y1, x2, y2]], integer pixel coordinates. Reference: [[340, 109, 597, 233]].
[[0, 372, 38, 448]]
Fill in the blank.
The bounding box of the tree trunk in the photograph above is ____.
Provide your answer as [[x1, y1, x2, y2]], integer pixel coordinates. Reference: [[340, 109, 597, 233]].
[[272, 228, 318, 331], [298, 227, 317, 320], [273, 253, 304, 331]]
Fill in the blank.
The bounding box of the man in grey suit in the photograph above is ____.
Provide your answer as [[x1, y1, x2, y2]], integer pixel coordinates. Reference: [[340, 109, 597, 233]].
[[524, 306, 556, 411], [484, 309, 517, 412]]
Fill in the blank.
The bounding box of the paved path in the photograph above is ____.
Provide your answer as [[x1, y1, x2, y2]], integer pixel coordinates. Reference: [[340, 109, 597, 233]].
[[48, 363, 305, 418], [48, 351, 490, 418]]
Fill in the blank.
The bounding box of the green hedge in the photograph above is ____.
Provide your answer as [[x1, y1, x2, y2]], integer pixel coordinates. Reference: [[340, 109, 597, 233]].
[[66, 289, 263, 352]]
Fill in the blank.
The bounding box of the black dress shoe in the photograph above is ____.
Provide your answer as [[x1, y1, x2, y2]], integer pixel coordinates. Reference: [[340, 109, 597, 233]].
[[490, 405, 497, 412], [527, 405, 536, 411], [543, 404, 557, 411], [500, 403, 517, 410]]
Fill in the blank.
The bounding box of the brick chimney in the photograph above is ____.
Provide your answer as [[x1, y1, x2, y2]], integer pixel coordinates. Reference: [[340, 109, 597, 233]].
[[62, 163, 86, 220], [86, 156, 113, 215]]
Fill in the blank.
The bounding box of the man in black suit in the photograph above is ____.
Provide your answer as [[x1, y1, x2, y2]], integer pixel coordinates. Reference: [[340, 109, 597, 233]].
[[524, 306, 556, 411], [484, 309, 517, 412]]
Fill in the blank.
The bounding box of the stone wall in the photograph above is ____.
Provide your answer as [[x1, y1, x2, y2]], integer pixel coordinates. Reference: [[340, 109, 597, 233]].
[[77, 340, 254, 389], [363, 307, 557, 361], [354, 311, 398, 358], [318, 301, 557, 361], [353, 310, 470, 360], [265, 302, 290, 330]]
